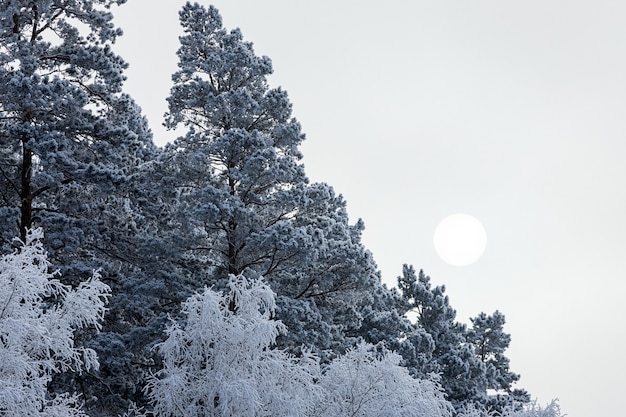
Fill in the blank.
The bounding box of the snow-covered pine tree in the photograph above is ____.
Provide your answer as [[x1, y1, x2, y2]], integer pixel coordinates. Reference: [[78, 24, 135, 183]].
[[271, 182, 382, 355], [51, 134, 166, 415], [0, 0, 146, 247], [356, 279, 437, 375], [398, 264, 487, 409], [161, 2, 380, 356], [0, 228, 110, 416], [468, 311, 530, 411], [162, 1, 309, 287], [0, 2, 159, 414]]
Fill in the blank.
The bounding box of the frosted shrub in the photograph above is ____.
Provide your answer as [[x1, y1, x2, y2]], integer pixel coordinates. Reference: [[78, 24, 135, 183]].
[[316, 342, 454, 417], [457, 399, 563, 417], [145, 273, 321, 417], [0, 229, 110, 416]]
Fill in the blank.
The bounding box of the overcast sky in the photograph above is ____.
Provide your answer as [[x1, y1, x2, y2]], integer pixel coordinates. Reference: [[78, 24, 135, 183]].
[[113, 1, 626, 415]]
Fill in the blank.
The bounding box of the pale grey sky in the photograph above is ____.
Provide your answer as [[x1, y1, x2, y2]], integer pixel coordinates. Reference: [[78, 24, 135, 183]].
[[113, 2, 626, 415]]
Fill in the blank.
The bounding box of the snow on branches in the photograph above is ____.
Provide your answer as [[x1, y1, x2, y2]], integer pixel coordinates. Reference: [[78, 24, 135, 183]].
[[145, 273, 458, 417], [318, 343, 453, 417], [0, 228, 110, 416], [146, 273, 321, 417]]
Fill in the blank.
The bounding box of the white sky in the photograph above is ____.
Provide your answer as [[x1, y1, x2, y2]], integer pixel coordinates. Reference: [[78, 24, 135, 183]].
[[112, 1, 626, 415]]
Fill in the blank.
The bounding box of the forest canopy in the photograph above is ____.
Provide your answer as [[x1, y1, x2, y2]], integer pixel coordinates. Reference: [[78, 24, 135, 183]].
[[0, 2, 561, 416]]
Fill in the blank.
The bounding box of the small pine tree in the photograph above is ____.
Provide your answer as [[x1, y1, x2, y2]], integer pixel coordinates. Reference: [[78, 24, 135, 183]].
[[398, 265, 487, 408], [468, 311, 530, 410]]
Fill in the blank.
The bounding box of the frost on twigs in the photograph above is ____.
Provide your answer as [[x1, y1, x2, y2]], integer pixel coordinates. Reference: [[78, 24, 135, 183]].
[[317, 342, 454, 417], [145, 273, 321, 417], [0, 228, 110, 416], [144, 273, 463, 417], [457, 399, 564, 417]]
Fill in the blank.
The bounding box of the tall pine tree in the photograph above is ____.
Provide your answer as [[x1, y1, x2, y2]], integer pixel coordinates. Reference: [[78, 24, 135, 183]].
[[0, 2, 158, 414], [160, 2, 380, 357]]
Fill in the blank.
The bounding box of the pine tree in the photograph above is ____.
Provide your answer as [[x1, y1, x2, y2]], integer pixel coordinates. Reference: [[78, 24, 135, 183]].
[[356, 280, 437, 374], [468, 311, 530, 410], [161, 2, 380, 357], [162, 1, 309, 285], [0, 0, 139, 246], [0, 2, 161, 414], [398, 265, 487, 409]]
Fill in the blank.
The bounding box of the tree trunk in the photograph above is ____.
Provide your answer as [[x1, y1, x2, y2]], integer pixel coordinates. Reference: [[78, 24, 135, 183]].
[[19, 142, 33, 243]]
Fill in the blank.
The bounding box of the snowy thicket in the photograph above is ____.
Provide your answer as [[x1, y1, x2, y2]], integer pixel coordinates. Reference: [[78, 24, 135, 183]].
[[457, 400, 564, 417], [0, 229, 110, 416], [146, 274, 458, 417]]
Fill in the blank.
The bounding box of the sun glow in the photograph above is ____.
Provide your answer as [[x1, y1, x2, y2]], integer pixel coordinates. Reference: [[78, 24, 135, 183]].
[[433, 213, 487, 267]]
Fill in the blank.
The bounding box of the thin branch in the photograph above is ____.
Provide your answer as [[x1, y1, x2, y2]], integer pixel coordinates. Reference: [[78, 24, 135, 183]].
[[0, 164, 20, 195], [35, 7, 66, 39], [29, 2, 39, 43]]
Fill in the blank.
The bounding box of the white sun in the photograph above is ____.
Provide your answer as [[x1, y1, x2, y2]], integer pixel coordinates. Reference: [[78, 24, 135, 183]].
[[433, 213, 487, 267]]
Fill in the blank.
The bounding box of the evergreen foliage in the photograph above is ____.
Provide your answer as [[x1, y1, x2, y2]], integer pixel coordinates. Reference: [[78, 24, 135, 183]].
[[468, 311, 531, 410], [0, 1, 159, 413], [0, 0, 141, 246], [159, 2, 380, 358], [398, 265, 529, 411], [398, 265, 486, 407]]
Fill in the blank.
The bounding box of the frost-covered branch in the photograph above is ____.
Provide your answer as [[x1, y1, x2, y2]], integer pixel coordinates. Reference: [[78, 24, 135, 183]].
[[146, 273, 320, 417], [0, 228, 110, 416]]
